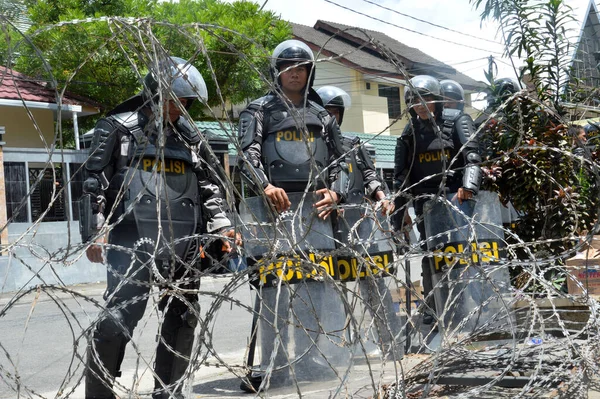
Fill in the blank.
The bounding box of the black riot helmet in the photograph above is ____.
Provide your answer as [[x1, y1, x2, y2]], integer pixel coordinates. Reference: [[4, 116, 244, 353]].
[[487, 77, 519, 108], [440, 79, 465, 111], [107, 56, 208, 117], [316, 85, 352, 125], [143, 56, 208, 109], [404, 75, 443, 119], [271, 39, 316, 93]]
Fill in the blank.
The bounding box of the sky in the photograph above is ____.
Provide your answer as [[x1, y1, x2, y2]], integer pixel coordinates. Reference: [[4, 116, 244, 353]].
[[226, 0, 592, 102]]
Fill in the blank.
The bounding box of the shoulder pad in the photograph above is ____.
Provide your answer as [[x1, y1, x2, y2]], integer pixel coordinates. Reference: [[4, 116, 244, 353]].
[[307, 99, 330, 118], [175, 117, 201, 144], [109, 111, 147, 144], [109, 111, 144, 131], [442, 108, 462, 122], [342, 134, 361, 145], [247, 95, 275, 112], [401, 123, 414, 138]]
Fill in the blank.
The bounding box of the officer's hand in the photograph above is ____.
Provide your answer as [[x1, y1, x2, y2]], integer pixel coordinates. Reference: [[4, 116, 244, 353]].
[[86, 234, 107, 263], [454, 187, 474, 204], [314, 188, 340, 219], [403, 211, 412, 227], [264, 184, 291, 213], [379, 200, 395, 216], [374, 190, 395, 216], [220, 229, 242, 253]]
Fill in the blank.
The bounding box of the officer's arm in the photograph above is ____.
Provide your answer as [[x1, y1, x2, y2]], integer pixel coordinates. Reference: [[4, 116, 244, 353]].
[[198, 176, 233, 233], [393, 135, 410, 193], [454, 114, 482, 194], [324, 116, 346, 203], [80, 118, 119, 243], [194, 141, 233, 234], [237, 106, 270, 193], [355, 142, 387, 199]]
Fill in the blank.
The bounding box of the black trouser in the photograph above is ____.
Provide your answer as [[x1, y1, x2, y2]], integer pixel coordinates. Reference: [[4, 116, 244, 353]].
[[85, 225, 200, 399]]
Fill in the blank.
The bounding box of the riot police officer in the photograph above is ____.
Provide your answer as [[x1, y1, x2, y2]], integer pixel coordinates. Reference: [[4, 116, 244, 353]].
[[394, 75, 481, 325], [440, 79, 479, 146], [80, 56, 238, 399], [316, 85, 393, 212], [440, 79, 466, 111], [238, 40, 346, 392], [474, 77, 520, 132]]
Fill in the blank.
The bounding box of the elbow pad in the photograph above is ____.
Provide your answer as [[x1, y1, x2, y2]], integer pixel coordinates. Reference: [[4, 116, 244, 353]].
[[238, 111, 259, 149], [463, 164, 482, 194]]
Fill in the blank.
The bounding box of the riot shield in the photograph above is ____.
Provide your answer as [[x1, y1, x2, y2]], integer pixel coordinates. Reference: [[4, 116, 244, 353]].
[[424, 191, 514, 338], [239, 192, 350, 387], [335, 204, 402, 359]]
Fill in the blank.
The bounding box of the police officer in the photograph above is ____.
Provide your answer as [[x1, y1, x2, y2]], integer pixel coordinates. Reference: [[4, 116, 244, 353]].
[[440, 79, 479, 149], [317, 85, 401, 356], [394, 75, 481, 325], [440, 79, 466, 111], [569, 124, 587, 156], [238, 40, 346, 392], [316, 85, 393, 212], [80, 56, 238, 399]]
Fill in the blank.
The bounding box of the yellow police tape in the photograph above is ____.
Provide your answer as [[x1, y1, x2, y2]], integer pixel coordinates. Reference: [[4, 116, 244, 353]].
[[433, 240, 502, 272], [251, 251, 394, 286]]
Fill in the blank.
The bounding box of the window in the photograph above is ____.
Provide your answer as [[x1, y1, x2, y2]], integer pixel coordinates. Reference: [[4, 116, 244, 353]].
[[70, 163, 85, 221], [378, 84, 401, 119], [5, 162, 28, 223], [30, 167, 67, 222]]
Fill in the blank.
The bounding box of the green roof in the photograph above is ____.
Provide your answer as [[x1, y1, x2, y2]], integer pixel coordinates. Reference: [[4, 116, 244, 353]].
[[195, 121, 396, 168]]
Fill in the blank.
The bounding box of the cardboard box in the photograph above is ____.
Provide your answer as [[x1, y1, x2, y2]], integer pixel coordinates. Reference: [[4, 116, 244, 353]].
[[566, 247, 600, 295], [579, 235, 600, 251], [391, 280, 422, 313]]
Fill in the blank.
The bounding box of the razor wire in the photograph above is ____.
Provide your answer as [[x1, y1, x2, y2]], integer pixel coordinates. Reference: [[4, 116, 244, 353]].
[[0, 16, 598, 399]]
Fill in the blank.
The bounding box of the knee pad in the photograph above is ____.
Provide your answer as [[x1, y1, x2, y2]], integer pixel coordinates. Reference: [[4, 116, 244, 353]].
[[96, 307, 128, 339], [181, 301, 200, 328], [162, 298, 200, 329]]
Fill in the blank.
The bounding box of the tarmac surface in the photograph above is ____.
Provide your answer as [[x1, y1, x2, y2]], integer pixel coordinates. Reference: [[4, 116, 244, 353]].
[[2, 279, 599, 398], [0, 279, 413, 399]]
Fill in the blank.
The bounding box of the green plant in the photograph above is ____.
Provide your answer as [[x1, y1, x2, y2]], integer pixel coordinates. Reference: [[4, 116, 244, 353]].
[[471, 0, 600, 292]]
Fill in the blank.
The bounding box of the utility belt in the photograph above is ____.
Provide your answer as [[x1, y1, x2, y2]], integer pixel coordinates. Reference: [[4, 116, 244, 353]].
[[409, 179, 462, 196]]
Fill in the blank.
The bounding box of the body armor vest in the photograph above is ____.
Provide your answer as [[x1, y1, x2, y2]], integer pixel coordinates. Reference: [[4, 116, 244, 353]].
[[341, 135, 366, 204], [408, 118, 461, 194], [261, 104, 329, 192], [106, 112, 200, 260]]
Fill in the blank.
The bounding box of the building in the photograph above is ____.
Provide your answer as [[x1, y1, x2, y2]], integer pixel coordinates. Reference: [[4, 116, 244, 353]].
[[0, 67, 103, 292], [564, 0, 600, 120], [292, 20, 485, 135]]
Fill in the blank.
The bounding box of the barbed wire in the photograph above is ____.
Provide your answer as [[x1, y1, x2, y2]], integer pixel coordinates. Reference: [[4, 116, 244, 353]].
[[0, 16, 599, 399]]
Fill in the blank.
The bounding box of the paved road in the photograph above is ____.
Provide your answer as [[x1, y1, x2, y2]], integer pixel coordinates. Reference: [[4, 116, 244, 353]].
[[0, 277, 259, 399], [0, 273, 414, 399]]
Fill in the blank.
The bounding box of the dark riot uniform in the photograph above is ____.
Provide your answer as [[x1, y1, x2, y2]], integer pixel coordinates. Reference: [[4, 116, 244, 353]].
[[238, 94, 343, 194], [82, 109, 231, 399], [394, 108, 481, 314], [340, 134, 386, 203]]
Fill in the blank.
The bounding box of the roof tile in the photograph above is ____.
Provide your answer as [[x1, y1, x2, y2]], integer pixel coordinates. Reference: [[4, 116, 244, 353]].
[[0, 66, 98, 107], [292, 21, 484, 91]]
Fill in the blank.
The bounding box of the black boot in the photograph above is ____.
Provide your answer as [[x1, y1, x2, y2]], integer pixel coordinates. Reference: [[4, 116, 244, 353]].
[[239, 372, 264, 393]]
